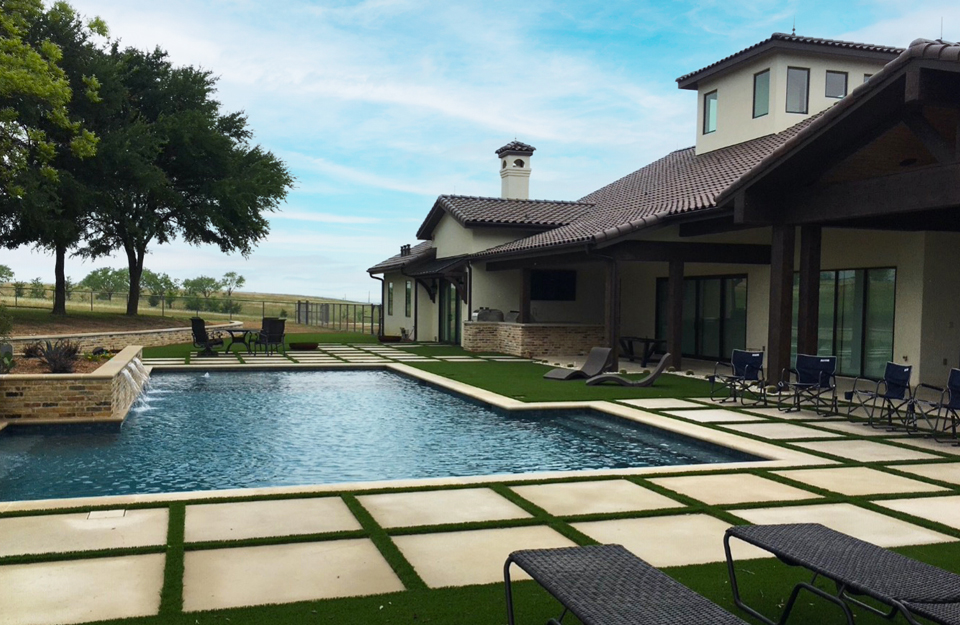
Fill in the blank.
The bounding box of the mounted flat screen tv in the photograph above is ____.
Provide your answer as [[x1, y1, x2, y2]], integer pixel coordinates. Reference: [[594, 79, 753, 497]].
[[531, 270, 576, 301]]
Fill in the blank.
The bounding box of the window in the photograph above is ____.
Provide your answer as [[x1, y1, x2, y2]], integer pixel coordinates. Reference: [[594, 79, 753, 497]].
[[753, 70, 770, 118], [404, 280, 412, 317], [387, 282, 394, 315], [531, 270, 576, 301], [825, 71, 848, 98], [786, 67, 809, 114], [655, 275, 747, 360], [863, 73, 873, 84], [702, 90, 718, 134]]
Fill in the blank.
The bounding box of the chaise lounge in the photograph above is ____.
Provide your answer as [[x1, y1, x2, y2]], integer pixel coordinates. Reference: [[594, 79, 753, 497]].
[[542, 347, 615, 381], [585, 352, 671, 387]]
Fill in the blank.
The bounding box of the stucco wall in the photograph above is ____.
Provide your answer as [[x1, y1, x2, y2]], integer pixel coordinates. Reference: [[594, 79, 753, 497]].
[[381, 272, 416, 338], [433, 214, 535, 259]]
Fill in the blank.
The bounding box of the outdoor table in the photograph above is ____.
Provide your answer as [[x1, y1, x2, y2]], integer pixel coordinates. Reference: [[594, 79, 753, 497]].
[[224, 329, 255, 354], [619, 336, 665, 366]]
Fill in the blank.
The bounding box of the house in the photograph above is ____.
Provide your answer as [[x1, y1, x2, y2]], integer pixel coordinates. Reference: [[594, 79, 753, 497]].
[[368, 33, 960, 385]]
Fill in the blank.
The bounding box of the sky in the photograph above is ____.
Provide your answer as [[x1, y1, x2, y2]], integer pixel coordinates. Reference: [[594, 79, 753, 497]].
[[3, 0, 959, 302]]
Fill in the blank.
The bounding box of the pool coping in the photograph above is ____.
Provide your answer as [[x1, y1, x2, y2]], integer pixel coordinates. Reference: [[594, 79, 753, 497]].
[[0, 362, 834, 513]]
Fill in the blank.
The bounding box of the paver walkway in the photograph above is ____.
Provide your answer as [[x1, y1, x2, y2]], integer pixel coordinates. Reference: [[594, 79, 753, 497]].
[[3, 387, 960, 625]]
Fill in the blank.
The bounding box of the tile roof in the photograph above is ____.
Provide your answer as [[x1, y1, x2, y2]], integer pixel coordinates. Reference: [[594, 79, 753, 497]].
[[405, 255, 468, 277], [677, 32, 902, 88], [415, 195, 594, 240], [716, 38, 960, 204], [367, 241, 434, 274], [495, 141, 536, 156], [473, 120, 816, 259]]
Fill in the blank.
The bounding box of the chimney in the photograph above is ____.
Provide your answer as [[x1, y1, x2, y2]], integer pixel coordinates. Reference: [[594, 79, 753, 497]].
[[400, 244, 411, 256], [495, 141, 535, 200]]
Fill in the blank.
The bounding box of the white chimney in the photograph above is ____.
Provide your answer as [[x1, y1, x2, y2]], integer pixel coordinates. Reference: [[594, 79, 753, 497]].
[[496, 141, 535, 200]]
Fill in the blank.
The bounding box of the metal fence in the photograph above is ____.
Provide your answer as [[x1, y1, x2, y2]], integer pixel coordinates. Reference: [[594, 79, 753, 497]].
[[0, 285, 369, 325], [295, 301, 381, 335]]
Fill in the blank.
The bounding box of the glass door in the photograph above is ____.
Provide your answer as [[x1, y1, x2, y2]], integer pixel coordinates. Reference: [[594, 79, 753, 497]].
[[438, 280, 461, 344], [656, 275, 748, 360]]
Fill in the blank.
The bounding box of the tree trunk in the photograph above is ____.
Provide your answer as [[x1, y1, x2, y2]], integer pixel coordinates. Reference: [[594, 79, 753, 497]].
[[52, 244, 67, 316], [125, 246, 145, 316]]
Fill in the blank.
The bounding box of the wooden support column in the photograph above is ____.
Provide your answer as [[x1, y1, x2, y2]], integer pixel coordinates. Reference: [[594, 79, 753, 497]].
[[605, 260, 621, 368], [519, 269, 531, 323], [767, 224, 796, 381], [797, 225, 822, 356], [667, 260, 684, 370]]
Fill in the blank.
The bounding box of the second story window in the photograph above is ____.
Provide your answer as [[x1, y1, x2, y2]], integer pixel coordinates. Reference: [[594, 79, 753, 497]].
[[703, 90, 718, 134], [786, 67, 809, 114], [753, 70, 770, 118], [405, 280, 412, 317], [825, 71, 848, 98]]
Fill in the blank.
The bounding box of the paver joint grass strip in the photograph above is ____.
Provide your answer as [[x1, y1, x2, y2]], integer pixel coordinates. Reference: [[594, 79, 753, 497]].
[[159, 503, 185, 616], [341, 494, 427, 591], [488, 483, 598, 546]]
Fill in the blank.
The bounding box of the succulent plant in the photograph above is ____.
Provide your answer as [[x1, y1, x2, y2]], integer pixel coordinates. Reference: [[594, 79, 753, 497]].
[[38, 340, 81, 373]]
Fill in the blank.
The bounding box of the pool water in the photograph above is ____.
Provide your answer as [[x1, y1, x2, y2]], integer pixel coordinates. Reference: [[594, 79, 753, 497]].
[[0, 371, 757, 501]]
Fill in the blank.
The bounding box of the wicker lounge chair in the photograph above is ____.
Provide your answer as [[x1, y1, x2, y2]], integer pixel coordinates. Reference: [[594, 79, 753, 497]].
[[542, 347, 614, 381], [190, 317, 224, 357], [505, 544, 749, 625], [253, 317, 286, 355], [845, 362, 913, 429], [707, 349, 766, 405], [585, 353, 671, 387], [912, 368, 960, 443], [725, 523, 960, 625], [777, 354, 838, 415]]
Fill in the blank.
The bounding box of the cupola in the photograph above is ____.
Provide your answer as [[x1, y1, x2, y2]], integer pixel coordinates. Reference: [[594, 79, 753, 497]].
[[495, 141, 535, 199]]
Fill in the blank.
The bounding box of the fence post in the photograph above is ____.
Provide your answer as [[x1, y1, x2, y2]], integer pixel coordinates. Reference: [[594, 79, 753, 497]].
[[262, 301, 265, 319], [161, 296, 165, 317], [90, 290, 93, 311]]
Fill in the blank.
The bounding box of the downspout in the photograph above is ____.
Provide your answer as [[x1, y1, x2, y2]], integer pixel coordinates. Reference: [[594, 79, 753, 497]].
[[369, 274, 384, 338]]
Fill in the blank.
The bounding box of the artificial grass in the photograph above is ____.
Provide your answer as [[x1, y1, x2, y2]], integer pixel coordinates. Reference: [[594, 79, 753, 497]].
[[408, 360, 713, 402]]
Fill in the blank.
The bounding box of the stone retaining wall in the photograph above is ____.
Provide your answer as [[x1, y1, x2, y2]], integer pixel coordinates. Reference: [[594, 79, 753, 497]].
[[463, 322, 607, 358], [0, 346, 146, 424], [7, 321, 240, 353]]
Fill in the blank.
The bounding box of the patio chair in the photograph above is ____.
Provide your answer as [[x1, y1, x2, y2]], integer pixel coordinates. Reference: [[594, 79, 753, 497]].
[[253, 317, 286, 355], [190, 317, 224, 357], [707, 349, 766, 405], [725, 523, 960, 625], [542, 347, 614, 381], [585, 352, 671, 387], [505, 544, 749, 625], [910, 368, 960, 443], [777, 354, 838, 416], [845, 362, 914, 429]]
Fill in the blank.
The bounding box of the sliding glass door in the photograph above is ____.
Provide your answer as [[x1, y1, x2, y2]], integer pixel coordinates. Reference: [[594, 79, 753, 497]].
[[656, 275, 747, 361], [438, 280, 461, 345]]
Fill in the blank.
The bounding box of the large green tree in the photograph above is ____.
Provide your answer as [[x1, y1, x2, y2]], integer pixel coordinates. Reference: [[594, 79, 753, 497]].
[[82, 47, 293, 315]]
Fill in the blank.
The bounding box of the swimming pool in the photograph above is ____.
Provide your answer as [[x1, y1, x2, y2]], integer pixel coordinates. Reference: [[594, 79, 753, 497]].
[[0, 370, 757, 501]]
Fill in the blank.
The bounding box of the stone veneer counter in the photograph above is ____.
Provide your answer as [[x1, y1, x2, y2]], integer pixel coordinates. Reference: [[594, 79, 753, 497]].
[[462, 321, 606, 359]]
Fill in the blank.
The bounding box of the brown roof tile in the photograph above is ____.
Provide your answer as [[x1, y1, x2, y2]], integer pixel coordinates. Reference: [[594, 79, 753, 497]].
[[495, 141, 536, 156], [415, 195, 594, 240], [367, 241, 434, 274]]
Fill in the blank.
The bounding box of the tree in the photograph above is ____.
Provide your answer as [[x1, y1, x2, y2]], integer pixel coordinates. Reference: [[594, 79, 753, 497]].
[[79, 267, 127, 300], [222, 271, 245, 297], [0, 265, 12, 284], [141, 269, 178, 307], [182, 275, 223, 312], [81, 47, 293, 316], [29, 277, 45, 298], [12, 281, 26, 297]]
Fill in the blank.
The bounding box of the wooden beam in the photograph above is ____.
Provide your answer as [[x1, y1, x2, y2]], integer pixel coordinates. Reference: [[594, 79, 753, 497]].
[[797, 225, 821, 356], [485, 252, 600, 272], [767, 225, 796, 381], [667, 261, 684, 371], [903, 113, 956, 163], [605, 260, 621, 368], [606, 240, 771, 264], [519, 269, 531, 323], [759, 162, 960, 225], [678, 218, 756, 238]]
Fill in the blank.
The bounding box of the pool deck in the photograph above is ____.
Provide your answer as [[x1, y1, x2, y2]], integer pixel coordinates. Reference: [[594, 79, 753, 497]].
[[2, 344, 960, 624]]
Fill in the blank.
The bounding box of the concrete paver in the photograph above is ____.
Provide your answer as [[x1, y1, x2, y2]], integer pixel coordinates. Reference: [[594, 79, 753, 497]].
[[393, 526, 575, 587], [773, 467, 947, 496], [572, 514, 770, 567], [813, 421, 901, 437], [875, 495, 960, 530], [0, 554, 164, 625], [649, 473, 818, 506], [185, 497, 361, 543], [663, 409, 766, 423], [619, 398, 707, 410], [0, 509, 168, 557], [510, 479, 683, 516], [182, 539, 403, 611], [896, 462, 960, 486], [745, 406, 841, 421], [358, 488, 531, 528], [723, 422, 841, 440], [735, 503, 954, 547], [793, 439, 941, 462], [888, 437, 960, 456]]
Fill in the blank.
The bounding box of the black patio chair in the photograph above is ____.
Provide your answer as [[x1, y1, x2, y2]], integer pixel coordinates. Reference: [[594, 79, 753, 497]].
[[253, 317, 286, 355], [542, 347, 614, 381], [911, 368, 960, 443], [190, 317, 224, 357], [505, 544, 749, 625], [777, 354, 838, 416], [707, 349, 766, 405], [585, 352, 671, 387], [845, 362, 914, 429]]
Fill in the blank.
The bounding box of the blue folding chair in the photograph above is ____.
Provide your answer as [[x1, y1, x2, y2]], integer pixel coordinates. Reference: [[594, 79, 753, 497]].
[[708, 349, 766, 406], [911, 368, 960, 444], [845, 362, 914, 429], [778, 354, 838, 416]]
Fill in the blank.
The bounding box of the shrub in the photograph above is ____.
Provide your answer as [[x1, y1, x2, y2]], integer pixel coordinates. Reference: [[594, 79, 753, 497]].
[[147, 294, 162, 307], [0, 304, 11, 340], [279, 308, 288, 318], [38, 340, 81, 373], [29, 278, 46, 299], [12, 281, 26, 297], [22, 341, 43, 358]]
